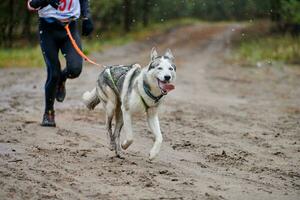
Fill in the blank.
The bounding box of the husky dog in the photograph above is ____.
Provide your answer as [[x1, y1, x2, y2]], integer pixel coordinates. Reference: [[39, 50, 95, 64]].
[[82, 48, 176, 160]]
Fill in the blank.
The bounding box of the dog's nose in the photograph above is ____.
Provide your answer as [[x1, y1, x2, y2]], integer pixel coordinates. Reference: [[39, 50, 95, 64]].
[[164, 75, 171, 81]]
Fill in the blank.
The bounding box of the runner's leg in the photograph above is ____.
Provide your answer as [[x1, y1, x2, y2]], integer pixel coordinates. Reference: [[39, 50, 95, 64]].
[[39, 19, 61, 112], [60, 21, 83, 82]]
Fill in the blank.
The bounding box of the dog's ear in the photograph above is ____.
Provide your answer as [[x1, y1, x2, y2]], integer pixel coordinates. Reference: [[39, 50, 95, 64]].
[[151, 47, 158, 61], [164, 49, 174, 60]]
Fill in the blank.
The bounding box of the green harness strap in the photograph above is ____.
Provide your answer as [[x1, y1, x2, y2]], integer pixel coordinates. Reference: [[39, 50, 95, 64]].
[[140, 95, 150, 111], [107, 68, 119, 94]]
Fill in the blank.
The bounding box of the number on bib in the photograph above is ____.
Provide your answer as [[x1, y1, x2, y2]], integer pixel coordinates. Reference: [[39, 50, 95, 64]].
[[59, 0, 73, 12]]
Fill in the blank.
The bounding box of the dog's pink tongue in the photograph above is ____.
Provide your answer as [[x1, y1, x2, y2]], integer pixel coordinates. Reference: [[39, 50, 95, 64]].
[[163, 83, 175, 92]]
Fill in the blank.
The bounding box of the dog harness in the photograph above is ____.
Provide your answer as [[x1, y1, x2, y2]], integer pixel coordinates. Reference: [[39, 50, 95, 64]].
[[139, 82, 165, 111], [105, 65, 133, 96], [143, 80, 164, 103], [106, 68, 121, 94], [104, 66, 164, 111]]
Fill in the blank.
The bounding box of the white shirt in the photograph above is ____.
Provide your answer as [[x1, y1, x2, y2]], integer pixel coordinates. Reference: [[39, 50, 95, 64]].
[[38, 0, 81, 20]]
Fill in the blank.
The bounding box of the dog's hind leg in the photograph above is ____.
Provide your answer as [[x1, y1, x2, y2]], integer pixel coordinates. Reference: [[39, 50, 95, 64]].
[[147, 108, 163, 160], [104, 101, 116, 151], [113, 105, 124, 158]]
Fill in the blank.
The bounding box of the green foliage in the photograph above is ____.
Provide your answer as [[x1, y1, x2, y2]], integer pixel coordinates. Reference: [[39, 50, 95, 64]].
[[281, 0, 300, 24], [233, 22, 300, 66], [236, 35, 300, 64], [0, 0, 276, 48], [90, 0, 123, 30]]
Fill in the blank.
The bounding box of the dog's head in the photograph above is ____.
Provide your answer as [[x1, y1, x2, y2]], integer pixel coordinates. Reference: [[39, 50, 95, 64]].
[[145, 47, 176, 95]]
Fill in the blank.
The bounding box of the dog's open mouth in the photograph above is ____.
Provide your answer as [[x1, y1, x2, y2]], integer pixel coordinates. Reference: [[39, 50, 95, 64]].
[[157, 79, 175, 95]]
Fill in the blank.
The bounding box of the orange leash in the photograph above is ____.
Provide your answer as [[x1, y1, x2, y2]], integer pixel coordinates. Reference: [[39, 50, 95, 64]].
[[64, 24, 102, 67]]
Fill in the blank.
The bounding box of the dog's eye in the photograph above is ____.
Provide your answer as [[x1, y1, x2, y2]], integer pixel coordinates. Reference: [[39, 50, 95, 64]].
[[158, 67, 163, 70], [169, 67, 174, 71]]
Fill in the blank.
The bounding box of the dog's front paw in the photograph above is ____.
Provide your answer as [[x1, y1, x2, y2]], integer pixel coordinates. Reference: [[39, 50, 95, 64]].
[[121, 140, 133, 150], [116, 154, 125, 159], [115, 151, 125, 159]]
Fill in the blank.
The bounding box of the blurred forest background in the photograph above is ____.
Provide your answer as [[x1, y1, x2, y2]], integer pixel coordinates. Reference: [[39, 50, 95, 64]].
[[0, 0, 299, 67]]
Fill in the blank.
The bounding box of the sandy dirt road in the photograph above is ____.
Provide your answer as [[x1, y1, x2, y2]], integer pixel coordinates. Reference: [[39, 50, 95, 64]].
[[0, 23, 300, 200]]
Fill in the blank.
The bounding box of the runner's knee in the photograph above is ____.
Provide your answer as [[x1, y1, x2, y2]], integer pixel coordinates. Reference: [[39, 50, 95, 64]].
[[67, 62, 82, 78]]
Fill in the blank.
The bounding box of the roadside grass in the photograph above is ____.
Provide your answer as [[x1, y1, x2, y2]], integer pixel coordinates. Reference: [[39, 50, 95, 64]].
[[0, 18, 198, 68], [231, 21, 300, 66], [0, 46, 44, 68]]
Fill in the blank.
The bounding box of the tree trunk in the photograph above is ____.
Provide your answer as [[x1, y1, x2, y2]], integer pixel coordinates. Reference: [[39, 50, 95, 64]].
[[22, 10, 32, 41], [142, 0, 149, 27], [7, 0, 14, 48], [270, 0, 281, 23], [123, 0, 131, 32]]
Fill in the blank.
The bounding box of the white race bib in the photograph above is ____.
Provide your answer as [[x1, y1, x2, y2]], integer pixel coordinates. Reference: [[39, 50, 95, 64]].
[[38, 0, 81, 20]]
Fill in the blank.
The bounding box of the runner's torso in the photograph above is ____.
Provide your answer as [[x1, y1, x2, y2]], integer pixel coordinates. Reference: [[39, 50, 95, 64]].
[[38, 0, 81, 20]]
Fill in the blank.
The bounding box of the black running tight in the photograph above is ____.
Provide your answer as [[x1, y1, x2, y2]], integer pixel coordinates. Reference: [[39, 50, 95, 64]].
[[39, 18, 83, 112]]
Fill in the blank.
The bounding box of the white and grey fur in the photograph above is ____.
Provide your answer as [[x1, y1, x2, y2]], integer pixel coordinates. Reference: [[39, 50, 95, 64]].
[[82, 48, 176, 160]]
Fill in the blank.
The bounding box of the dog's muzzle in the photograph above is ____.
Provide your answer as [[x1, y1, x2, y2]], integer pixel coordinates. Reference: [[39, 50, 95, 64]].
[[157, 78, 175, 95]]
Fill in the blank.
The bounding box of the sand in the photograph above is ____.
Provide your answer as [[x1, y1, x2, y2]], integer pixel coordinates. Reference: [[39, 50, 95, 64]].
[[0, 23, 299, 200]]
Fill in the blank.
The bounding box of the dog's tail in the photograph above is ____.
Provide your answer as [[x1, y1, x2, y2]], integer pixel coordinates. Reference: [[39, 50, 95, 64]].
[[82, 88, 101, 110]]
